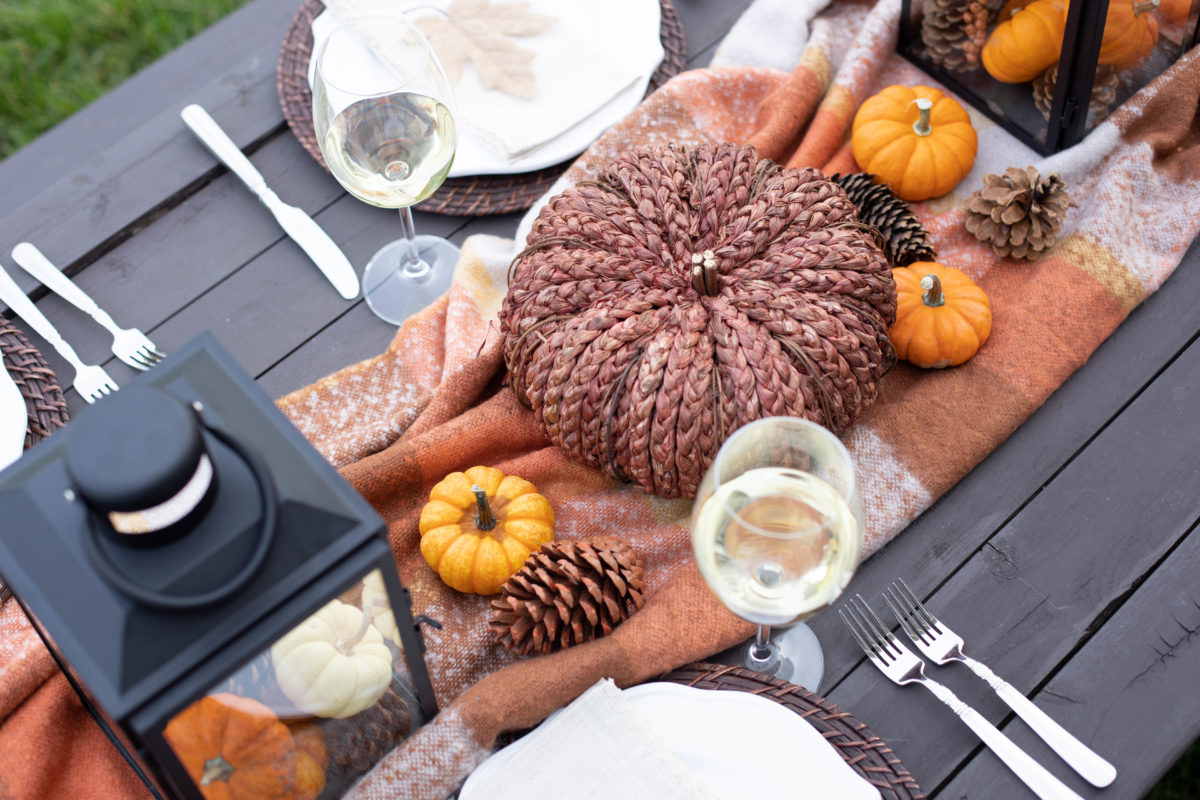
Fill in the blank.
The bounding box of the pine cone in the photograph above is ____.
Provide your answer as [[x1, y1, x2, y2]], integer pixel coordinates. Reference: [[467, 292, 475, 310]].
[[1032, 64, 1119, 124], [317, 684, 413, 795], [964, 167, 1071, 260], [490, 538, 646, 655], [921, 0, 998, 70], [832, 173, 937, 267]]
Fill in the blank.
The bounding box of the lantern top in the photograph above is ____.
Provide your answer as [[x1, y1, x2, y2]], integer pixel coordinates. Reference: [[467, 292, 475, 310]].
[[0, 335, 387, 720], [65, 386, 205, 514]]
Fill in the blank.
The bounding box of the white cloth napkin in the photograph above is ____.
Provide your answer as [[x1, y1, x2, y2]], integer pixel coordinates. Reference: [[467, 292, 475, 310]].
[[311, 0, 664, 175], [459, 679, 722, 800]]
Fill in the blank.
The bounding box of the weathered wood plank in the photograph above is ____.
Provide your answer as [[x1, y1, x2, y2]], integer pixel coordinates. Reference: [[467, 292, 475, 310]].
[[940, 521, 1200, 799], [0, 1, 300, 295], [810, 239, 1200, 692], [257, 211, 523, 397], [674, 0, 755, 61], [823, 310, 1200, 795], [0, 0, 299, 220]]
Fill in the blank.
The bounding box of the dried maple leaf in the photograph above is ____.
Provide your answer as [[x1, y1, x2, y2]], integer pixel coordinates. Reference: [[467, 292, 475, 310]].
[[417, 0, 556, 99]]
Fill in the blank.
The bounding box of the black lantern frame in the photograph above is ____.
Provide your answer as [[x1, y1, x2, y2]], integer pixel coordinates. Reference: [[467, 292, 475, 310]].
[[0, 334, 437, 799], [899, 0, 1200, 154]]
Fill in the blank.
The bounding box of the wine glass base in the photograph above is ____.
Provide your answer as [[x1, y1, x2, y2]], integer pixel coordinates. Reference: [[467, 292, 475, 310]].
[[710, 623, 824, 691], [362, 235, 460, 325]]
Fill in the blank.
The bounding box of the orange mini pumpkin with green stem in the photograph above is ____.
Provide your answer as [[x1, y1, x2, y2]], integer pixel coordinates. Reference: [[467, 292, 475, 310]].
[[419, 466, 555, 594], [851, 85, 978, 202], [889, 262, 992, 368], [1099, 0, 1160, 70], [164, 694, 325, 800], [981, 0, 1068, 83]]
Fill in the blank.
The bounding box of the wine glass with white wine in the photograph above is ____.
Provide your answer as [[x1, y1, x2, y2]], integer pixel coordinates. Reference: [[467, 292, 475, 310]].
[[691, 416, 865, 690], [313, 14, 459, 325]]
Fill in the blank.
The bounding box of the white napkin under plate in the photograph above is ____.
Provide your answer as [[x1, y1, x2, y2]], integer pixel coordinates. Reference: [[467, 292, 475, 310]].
[[310, 0, 664, 176], [460, 679, 883, 800]]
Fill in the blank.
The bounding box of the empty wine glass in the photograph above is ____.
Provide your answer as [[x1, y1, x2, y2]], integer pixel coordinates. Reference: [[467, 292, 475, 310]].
[[691, 416, 865, 690], [313, 14, 459, 325]]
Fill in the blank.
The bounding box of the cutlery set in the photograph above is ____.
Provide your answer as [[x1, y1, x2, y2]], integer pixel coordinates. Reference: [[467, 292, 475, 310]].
[[0, 104, 358, 470], [841, 580, 1116, 799]]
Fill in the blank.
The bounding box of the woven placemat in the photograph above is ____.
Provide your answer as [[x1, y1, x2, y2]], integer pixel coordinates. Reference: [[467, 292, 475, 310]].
[[662, 663, 926, 799], [277, 0, 688, 215], [0, 321, 69, 452], [0, 320, 70, 602]]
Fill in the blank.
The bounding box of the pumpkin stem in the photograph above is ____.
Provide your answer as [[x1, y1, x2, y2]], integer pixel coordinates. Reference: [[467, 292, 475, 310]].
[[200, 756, 234, 786], [921, 274, 946, 307], [690, 250, 720, 296], [472, 484, 498, 531], [335, 603, 375, 653], [910, 98, 934, 137], [1133, 0, 1159, 12]]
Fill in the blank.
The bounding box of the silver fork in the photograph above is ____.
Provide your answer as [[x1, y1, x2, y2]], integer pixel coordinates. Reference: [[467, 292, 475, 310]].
[[11, 243, 165, 370], [884, 579, 1117, 788], [0, 263, 118, 403], [840, 596, 1084, 800]]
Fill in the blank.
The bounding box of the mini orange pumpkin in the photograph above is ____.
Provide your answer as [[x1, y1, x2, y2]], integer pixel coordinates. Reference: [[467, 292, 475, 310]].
[[1099, 0, 1160, 70], [1157, 0, 1190, 25], [981, 0, 1068, 83], [851, 85, 978, 202], [889, 262, 991, 368], [419, 466, 555, 594], [164, 694, 324, 800]]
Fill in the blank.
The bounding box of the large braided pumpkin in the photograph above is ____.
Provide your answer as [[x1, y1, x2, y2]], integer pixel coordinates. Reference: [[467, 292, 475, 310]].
[[499, 143, 897, 499]]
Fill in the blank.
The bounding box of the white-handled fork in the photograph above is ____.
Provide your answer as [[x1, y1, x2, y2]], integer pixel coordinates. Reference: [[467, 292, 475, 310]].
[[841, 595, 1085, 800], [11, 243, 165, 371], [884, 579, 1117, 788], [0, 263, 118, 403]]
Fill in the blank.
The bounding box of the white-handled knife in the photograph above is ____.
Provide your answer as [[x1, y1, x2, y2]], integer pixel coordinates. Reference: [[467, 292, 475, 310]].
[[180, 104, 360, 300], [0, 361, 25, 471]]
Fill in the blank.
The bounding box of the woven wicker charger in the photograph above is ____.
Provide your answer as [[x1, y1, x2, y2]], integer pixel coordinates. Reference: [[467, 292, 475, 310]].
[[0, 320, 70, 602], [277, 0, 688, 215], [661, 663, 926, 799], [0, 321, 69, 453]]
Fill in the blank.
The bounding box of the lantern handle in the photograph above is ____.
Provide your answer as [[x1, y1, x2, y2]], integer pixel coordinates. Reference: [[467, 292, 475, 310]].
[[79, 420, 278, 611]]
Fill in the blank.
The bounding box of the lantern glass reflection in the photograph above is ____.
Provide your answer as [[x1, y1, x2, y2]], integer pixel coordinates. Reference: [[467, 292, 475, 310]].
[[900, 0, 1199, 153], [163, 568, 421, 800]]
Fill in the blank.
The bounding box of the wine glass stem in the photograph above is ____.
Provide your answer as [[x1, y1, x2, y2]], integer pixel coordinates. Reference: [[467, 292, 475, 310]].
[[750, 625, 776, 663], [397, 207, 430, 279]]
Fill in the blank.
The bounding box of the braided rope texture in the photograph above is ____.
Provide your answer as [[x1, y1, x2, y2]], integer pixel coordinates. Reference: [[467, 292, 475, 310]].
[[500, 143, 897, 499]]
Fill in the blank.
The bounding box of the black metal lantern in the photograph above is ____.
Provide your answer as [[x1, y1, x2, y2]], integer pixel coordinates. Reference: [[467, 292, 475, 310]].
[[900, 0, 1200, 153], [0, 334, 436, 800]]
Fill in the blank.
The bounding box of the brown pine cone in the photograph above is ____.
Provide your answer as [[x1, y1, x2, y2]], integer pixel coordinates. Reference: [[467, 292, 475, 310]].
[[921, 0, 999, 70], [964, 167, 1071, 260], [832, 173, 937, 267], [1032, 64, 1119, 124], [490, 538, 646, 655], [317, 684, 413, 794]]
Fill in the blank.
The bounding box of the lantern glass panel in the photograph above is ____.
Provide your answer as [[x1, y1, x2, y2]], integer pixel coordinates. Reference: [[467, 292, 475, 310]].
[[900, 0, 1200, 153], [161, 567, 423, 800]]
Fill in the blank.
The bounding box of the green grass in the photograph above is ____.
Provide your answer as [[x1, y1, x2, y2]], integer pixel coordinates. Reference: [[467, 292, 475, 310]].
[[0, 1, 1199, 796], [0, 0, 251, 158]]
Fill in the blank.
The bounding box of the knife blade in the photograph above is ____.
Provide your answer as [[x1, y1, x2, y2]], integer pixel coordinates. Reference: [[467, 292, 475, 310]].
[[179, 104, 360, 301], [0, 361, 26, 471]]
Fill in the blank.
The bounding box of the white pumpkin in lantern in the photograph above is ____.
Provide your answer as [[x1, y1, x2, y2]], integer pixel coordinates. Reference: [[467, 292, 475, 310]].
[[271, 598, 393, 718]]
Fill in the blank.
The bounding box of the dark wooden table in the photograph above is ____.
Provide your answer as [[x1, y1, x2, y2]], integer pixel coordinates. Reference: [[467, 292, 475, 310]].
[[0, 0, 1196, 797]]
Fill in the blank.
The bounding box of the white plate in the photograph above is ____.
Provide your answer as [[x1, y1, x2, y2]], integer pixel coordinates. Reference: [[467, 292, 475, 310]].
[[462, 682, 881, 800]]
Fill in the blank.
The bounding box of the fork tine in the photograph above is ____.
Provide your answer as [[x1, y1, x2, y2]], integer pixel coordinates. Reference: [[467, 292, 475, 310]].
[[883, 586, 928, 643], [843, 597, 896, 660], [856, 593, 902, 650], [838, 606, 876, 656], [895, 578, 941, 631]]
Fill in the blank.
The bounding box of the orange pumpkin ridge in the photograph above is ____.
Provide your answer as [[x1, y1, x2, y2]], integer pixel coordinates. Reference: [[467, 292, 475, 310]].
[[888, 262, 992, 369]]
